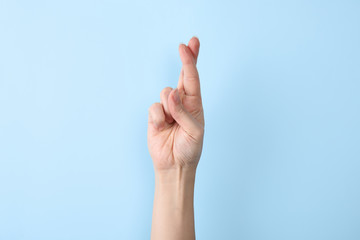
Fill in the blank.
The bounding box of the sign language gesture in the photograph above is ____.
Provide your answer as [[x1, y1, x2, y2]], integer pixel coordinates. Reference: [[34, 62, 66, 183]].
[[147, 37, 204, 171]]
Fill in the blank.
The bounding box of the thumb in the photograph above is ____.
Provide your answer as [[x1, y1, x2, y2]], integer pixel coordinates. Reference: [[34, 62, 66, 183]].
[[168, 88, 203, 138]]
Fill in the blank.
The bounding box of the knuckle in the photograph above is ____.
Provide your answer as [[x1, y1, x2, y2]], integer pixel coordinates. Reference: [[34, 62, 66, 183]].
[[185, 68, 199, 79], [160, 87, 172, 98], [185, 76, 200, 84], [153, 103, 165, 118], [148, 103, 155, 112], [148, 104, 154, 113], [154, 102, 162, 110], [148, 102, 160, 113]]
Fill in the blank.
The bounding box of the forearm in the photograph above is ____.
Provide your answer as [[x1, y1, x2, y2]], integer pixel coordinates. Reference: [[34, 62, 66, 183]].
[[151, 167, 197, 240]]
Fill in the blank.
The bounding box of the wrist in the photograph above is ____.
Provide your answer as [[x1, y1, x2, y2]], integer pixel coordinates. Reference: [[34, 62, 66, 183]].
[[153, 167, 196, 213], [155, 167, 196, 187]]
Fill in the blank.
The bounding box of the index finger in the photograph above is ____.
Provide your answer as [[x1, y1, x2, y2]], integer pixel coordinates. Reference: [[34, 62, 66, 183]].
[[188, 36, 200, 65], [178, 43, 201, 97]]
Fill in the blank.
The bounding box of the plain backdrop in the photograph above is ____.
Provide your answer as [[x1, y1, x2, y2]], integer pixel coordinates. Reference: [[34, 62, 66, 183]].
[[1, 0, 360, 239]]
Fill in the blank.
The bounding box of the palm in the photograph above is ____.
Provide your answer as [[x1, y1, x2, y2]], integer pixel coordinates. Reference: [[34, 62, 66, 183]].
[[148, 95, 204, 170], [147, 37, 204, 171]]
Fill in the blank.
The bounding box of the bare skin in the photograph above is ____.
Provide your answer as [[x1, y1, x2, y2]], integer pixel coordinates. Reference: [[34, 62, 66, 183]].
[[148, 36, 204, 240]]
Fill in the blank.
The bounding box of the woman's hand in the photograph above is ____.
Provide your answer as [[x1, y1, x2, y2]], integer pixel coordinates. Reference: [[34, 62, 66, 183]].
[[147, 37, 204, 171]]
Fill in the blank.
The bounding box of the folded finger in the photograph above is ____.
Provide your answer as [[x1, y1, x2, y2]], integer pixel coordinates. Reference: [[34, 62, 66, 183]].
[[148, 102, 166, 131], [160, 87, 174, 123]]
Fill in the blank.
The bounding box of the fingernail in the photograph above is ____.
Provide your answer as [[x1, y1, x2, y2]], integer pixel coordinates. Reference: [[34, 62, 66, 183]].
[[174, 89, 180, 104]]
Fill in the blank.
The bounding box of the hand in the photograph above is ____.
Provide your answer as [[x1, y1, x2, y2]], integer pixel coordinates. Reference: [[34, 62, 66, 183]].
[[147, 37, 204, 171]]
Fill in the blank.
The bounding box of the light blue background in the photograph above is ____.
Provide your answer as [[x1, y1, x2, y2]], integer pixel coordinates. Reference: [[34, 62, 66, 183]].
[[1, 0, 359, 239]]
